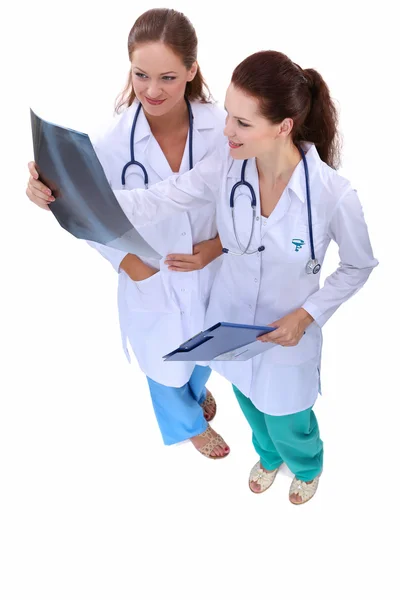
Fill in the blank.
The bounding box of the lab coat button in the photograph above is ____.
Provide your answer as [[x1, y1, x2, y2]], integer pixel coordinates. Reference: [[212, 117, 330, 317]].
[[181, 232, 186, 236], [254, 278, 258, 283], [181, 288, 186, 292]]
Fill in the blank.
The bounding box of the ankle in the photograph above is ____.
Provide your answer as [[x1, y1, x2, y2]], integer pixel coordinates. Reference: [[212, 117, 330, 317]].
[[260, 463, 277, 473]]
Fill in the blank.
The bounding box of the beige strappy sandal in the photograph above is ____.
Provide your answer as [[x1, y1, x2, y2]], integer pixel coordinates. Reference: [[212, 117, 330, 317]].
[[289, 475, 321, 505], [248, 461, 279, 493], [195, 425, 230, 460], [202, 389, 217, 422]]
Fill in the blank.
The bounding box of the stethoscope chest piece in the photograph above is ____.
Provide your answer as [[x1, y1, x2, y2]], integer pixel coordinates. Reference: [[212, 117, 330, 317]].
[[306, 258, 321, 275]]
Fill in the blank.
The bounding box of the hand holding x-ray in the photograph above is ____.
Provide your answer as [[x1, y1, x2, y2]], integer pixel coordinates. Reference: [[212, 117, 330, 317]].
[[30, 110, 160, 259]]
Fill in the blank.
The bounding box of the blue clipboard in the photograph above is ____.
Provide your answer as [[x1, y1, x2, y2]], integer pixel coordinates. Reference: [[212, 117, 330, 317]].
[[163, 322, 276, 362]]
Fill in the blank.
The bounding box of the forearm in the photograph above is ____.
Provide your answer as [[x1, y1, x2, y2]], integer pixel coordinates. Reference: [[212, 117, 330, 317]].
[[302, 264, 375, 327], [208, 235, 223, 260], [113, 153, 220, 228], [295, 307, 315, 328]]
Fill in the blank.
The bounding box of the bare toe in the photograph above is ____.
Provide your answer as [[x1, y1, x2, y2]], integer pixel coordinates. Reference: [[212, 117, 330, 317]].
[[190, 426, 229, 459], [249, 481, 262, 493], [290, 493, 302, 504]]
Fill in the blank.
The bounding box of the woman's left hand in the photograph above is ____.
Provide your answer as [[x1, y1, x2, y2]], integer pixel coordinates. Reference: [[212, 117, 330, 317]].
[[164, 236, 223, 272], [257, 308, 314, 346]]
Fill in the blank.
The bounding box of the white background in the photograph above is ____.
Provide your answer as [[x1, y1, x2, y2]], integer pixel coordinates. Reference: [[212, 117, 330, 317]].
[[1, 1, 398, 598]]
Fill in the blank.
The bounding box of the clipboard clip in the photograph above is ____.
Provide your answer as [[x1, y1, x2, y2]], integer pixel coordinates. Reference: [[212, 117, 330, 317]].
[[163, 334, 213, 359]]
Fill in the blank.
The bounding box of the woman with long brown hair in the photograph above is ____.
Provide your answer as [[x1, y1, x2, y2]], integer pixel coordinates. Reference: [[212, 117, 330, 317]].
[[25, 9, 230, 460]]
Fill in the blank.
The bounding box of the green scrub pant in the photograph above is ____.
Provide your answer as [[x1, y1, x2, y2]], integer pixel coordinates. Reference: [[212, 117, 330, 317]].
[[233, 385, 323, 481]]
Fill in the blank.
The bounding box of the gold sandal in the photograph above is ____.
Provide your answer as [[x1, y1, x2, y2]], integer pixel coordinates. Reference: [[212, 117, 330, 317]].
[[202, 389, 217, 422], [196, 425, 230, 460], [248, 461, 279, 493], [289, 475, 321, 505]]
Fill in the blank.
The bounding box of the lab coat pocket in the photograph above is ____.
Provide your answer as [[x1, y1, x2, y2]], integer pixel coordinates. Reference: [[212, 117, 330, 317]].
[[287, 219, 327, 264], [125, 270, 177, 313]]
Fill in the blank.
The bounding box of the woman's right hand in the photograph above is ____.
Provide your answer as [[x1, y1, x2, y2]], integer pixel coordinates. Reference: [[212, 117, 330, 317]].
[[25, 164, 158, 282], [26, 161, 55, 211], [119, 254, 159, 281]]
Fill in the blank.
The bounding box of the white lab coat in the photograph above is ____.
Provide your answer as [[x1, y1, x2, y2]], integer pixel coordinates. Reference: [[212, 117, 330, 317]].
[[115, 142, 378, 414], [89, 100, 226, 386]]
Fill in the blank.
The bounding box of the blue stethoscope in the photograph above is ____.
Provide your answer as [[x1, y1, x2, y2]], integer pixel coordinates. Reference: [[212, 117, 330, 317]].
[[222, 147, 321, 275], [121, 97, 194, 189]]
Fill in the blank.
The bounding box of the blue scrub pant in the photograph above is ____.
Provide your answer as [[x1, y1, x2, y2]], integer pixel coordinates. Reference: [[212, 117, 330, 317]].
[[146, 365, 211, 445], [233, 385, 323, 481]]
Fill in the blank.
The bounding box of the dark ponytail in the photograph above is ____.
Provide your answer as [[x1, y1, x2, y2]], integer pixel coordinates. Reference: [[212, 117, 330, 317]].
[[300, 68, 341, 168], [231, 51, 341, 168]]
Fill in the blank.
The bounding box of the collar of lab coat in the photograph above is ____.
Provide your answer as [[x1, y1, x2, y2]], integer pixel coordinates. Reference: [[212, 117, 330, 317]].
[[287, 143, 321, 203], [226, 142, 321, 204], [124, 100, 216, 180], [126, 99, 219, 141]]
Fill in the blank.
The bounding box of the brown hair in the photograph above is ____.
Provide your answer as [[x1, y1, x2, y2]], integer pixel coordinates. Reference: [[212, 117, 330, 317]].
[[115, 8, 211, 112], [231, 50, 341, 168]]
